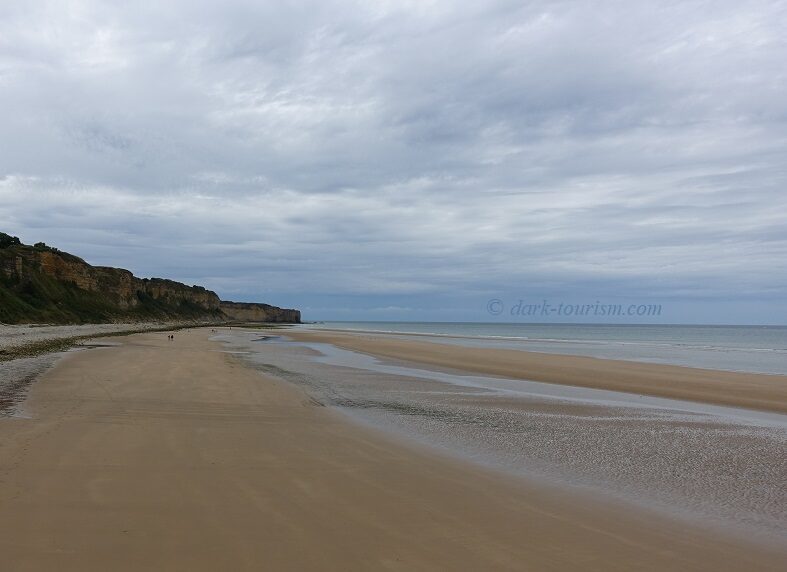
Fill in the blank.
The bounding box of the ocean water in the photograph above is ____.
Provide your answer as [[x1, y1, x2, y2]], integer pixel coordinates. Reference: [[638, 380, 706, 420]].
[[302, 322, 787, 374]]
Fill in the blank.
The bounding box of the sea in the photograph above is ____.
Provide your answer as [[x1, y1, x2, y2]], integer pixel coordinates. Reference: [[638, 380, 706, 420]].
[[300, 322, 787, 375]]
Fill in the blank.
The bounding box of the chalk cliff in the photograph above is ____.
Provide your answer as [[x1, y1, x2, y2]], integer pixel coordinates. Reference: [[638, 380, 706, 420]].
[[0, 233, 300, 324]]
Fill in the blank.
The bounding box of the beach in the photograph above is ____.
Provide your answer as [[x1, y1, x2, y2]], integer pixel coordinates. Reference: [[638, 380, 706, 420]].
[[284, 329, 787, 413], [0, 322, 196, 353], [1, 328, 785, 570], [5, 0, 786, 568], [0, 322, 206, 417]]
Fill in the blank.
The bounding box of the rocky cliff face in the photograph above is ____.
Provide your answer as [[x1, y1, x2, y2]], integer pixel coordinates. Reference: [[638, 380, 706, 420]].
[[220, 301, 301, 323], [0, 234, 300, 324], [2, 247, 221, 311]]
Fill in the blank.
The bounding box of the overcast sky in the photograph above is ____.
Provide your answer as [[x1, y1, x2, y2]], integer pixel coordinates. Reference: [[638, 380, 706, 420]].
[[1, 1, 785, 323]]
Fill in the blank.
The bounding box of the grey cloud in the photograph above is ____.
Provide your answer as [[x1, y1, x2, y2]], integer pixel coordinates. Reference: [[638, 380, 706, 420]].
[[1, 1, 786, 321]]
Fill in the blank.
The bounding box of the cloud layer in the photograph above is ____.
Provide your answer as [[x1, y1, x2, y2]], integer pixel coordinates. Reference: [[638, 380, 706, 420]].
[[2, 1, 786, 322]]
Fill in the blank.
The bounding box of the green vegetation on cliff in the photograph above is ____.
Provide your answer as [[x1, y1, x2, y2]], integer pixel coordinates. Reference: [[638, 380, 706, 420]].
[[0, 232, 300, 325], [0, 264, 117, 323], [0, 232, 224, 324]]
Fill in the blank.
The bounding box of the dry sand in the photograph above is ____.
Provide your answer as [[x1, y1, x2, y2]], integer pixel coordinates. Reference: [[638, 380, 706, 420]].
[[0, 322, 185, 352], [285, 330, 787, 414], [0, 322, 197, 417], [1, 329, 784, 571]]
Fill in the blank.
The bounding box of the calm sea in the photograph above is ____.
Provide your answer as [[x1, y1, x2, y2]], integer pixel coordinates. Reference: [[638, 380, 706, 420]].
[[301, 322, 787, 375]]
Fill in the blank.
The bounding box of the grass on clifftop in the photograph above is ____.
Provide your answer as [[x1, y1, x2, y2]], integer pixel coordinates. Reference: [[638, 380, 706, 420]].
[[0, 247, 221, 324], [0, 269, 116, 324], [0, 275, 224, 324]]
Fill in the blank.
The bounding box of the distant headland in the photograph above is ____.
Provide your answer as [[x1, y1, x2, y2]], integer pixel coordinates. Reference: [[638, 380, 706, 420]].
[[0, 232, 300, 324]]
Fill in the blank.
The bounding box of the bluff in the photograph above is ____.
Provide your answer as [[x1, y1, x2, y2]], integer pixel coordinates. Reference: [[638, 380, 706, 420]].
[[220, 301, 300, 323], [0, 233, 300, 324]]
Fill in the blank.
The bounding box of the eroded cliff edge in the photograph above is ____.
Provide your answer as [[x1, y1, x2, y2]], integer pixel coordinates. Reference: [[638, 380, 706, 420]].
[[219, 301, 300, 323], [0, 233, 300, 324]]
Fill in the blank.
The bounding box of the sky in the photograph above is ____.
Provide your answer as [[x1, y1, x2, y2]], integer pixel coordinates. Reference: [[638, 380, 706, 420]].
[[1, 1, 785, 324]]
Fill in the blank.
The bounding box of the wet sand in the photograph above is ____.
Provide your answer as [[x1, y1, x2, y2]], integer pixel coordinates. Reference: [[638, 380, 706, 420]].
[[0, 329, 784, 570], [285, 330, 787, 413], [219, 331, 787, 542]]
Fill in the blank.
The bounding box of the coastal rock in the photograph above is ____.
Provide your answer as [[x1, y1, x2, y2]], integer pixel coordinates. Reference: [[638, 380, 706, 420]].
[[0, 234, 299, 324], [220, 301, 301, 323], [1, 247, 221, 311]]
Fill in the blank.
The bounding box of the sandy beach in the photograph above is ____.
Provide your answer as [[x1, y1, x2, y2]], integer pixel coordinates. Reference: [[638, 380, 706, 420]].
[[0, 328, 784, 570], [0, 322, 203, 418], [0, 322, 191, 352], [284, 329, 787, 414]]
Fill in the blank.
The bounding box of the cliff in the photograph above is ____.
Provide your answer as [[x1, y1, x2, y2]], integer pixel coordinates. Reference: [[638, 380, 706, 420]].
[[220, 301, 301, 324], [0, 233, 300, 325]]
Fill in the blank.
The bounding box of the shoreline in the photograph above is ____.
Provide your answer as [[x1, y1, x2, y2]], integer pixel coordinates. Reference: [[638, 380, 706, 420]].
[[1, 328, 784, 570], [283, 329, 787, 414], [297, 324, 787, 376], [0, 321, 222, 361], [220, 327, 787, 544], [0, 321, 220, 417]]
